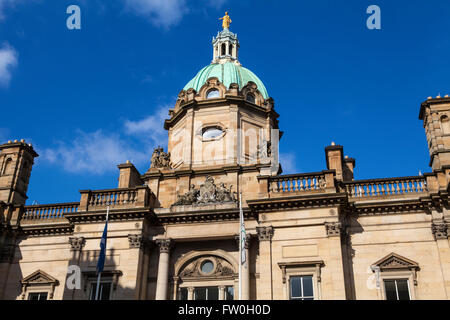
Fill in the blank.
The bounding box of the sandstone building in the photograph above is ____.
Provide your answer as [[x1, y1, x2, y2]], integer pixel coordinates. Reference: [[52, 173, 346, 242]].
[[0, 24, 450, 301]]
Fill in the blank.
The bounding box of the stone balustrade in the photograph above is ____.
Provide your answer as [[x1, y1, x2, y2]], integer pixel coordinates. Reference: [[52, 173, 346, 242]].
[[88, 189, 138, 207], [79, 186, 154, 211], [268, 171, 333, 194], [22, 202, 79, 220], [343, 176, 427, 198]]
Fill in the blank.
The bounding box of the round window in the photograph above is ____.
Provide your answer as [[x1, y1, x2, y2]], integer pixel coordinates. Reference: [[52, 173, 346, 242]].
[[201, 260, 214, 274], [202, 127, 224, 140]]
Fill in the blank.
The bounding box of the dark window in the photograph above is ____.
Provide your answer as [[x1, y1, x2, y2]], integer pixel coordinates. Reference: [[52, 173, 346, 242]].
[[229, 44, 233, 55], [194, 287, 219, 300], [246, 93, 255, 104], [384, 279, 410, 300], [179, 287, 188, 300], [221, 43, 226, 56], [225, 286, 234, 300], [290, 275, 314, 300], [28, 292, 48, 300], [89, 282, 112, 300]]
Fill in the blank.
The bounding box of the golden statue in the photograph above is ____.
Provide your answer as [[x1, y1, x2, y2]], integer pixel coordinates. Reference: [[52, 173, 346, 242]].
[[219, 12, 232, 30]]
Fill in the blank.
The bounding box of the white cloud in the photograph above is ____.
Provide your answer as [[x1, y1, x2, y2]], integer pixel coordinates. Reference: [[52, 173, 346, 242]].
[[0, 43, 18, 87], [124, 106, 168, 143], [123, 0, 188, 29], [279, 152, 299, 174], [41, 107, 169, 175], [42, 130, 150, 175]]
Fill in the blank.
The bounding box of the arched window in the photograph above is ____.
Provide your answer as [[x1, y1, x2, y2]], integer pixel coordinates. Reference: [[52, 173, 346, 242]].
[[221, 43, 226, 56], [206, 89, 220, 99], [246, 93, 255, 104], [229, 44, 233, 56], [442, 115, 450, 134], [2, 158, 12, 175]]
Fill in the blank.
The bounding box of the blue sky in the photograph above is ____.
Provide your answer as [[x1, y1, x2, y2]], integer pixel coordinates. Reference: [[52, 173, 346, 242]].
[[0, 0, 449, 204]]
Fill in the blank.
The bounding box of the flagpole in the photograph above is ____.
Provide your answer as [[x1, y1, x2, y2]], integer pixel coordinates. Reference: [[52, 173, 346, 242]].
[[95, 205, 109, 300], [239, 192, 242, 301]]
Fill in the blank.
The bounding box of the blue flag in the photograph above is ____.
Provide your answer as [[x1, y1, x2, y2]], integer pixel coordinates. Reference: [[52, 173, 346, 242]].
[[96, 220, 108, 273]]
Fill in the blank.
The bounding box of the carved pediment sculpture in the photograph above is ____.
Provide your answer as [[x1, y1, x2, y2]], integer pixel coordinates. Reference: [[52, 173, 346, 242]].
[[373, 253, 419, 271], [20, 270, 59, 299], [150, 146, 172, 169], [173, 176, 236, 206], [179, 256, 235, 278]]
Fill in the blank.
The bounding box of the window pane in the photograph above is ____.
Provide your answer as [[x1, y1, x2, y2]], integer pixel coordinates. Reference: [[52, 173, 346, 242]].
[[207, 287, 219, 300], [100, 283, 111, 300], [207, 90, 220, 99], [28, 292, 47, 300], [201, 260, 214, 274], [194, 288, 207, 300], [226, 286, 234, 300], [90, 282, 111, 300], [384, 280, 398, 300], [179, 287, 188, 300], [290, 276, 302, 299], [302, 276, 314, 297], [396, 280, 410, 300], [202, 128, 223, 139]]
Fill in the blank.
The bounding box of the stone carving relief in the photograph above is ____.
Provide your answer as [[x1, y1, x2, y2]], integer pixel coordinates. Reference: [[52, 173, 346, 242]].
[[173, 175, 236, 206], [179, 256, 235, 278], [150, 146, 172, 169], [69, 236, 85, 251], [432, 221, 448, 240], [253, 139, 271, 161]]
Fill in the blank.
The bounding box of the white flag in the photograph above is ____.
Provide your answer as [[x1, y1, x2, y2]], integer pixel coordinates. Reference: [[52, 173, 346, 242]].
[[239, 193, 246, 265]]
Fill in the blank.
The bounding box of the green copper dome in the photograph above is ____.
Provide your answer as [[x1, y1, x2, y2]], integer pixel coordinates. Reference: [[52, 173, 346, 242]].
[[183, 62, 269, 99]]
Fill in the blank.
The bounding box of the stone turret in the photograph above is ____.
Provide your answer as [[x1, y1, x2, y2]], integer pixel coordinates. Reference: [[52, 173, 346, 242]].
[[0, 140, 38, 205]]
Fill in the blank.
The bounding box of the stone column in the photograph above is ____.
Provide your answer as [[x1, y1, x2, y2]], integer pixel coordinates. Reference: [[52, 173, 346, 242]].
[[324, 222, 347, 299], [235, 234, 251, 300], [256, 226, 274, 299], [432, 220, 450, 298], [155, 239, 172, 300], [187, 287, 194, 300], [218, 285, 226, 300], [128, 234, 152, 300], [67, 236, 85, 300]]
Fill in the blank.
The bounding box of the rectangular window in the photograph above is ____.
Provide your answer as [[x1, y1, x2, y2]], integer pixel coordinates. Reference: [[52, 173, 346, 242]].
[[28, 292, 48, 300], [179, 287, 188, 300], [384, 279, 410, 300], [225, 286, 234, 300], [89, 282, 112, 300], [289, 275, 314, 300], [194, 287, 219, 300]]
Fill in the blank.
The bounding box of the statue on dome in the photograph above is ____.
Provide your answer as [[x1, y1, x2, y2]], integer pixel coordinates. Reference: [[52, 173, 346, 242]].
[[219, 12, 232, 30]]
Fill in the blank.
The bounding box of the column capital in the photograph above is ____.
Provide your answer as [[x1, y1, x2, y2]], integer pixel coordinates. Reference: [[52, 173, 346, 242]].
[[128, 234, 152, 249], [256, 226, 274, 241], [325, 221, 342, 237], [156, 238, 173, 253], [69, 236, 85, 251], [432, 221, 449, 240]]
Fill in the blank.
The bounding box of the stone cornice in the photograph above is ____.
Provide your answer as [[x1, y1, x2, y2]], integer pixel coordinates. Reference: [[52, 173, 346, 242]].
[[65, 208, 156, 224], [164, 96, 279, 131], [155, 206, 255, 225], [247, 193, 348, 213], [142, 163, 272, 181]]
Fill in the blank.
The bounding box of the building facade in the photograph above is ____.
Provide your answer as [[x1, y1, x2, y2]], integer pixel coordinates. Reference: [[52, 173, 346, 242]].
[[0, 25, 450, 301]]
